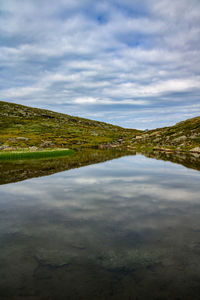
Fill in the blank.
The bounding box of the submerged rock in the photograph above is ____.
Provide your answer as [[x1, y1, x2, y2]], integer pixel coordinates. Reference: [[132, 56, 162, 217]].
[[35, 249, 77, 268], [94, 249, 162, 272]]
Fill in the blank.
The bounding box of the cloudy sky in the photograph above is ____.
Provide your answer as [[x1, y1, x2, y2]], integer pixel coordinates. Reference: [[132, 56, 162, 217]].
[[0, 0, 200, 129]]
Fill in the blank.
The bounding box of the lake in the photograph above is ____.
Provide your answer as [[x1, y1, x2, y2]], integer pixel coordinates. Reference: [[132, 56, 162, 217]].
[[0, 151, 200, 299]]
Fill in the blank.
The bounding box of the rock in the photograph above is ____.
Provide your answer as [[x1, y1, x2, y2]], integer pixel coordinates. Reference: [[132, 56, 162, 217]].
[[29, 146, 39, 151], [98, 144, 106, 149], [149, 131, 160, 137], [3, 147, 15, 151], [191, 152, 200, 158], [190, 147, 200, 153], [153, 138, 161, 143], [91, 131, 98, 136], [8, 137, 29, 142], [0, 145, 10, 150], [173, 136, 187, 142], [94, 249, 162, 271], [35, 249, 76, 267], [40, 140, 55, 148], [16, 137, 29, 141], [41, 114, 55, 119]]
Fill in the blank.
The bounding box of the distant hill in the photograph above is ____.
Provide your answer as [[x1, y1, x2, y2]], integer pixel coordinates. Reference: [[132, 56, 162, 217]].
[[0, 100, 199, 152]]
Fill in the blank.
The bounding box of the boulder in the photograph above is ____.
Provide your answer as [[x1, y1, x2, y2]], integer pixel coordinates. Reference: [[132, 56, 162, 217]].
[[16, 137, 29, 141], [0, 145, 10, 150], [29, 146, 39, 151], [173, 136, 187, 143], [40, 141, 55, 148], [8, 137, 29, 142], [190, 147, 200, 153]]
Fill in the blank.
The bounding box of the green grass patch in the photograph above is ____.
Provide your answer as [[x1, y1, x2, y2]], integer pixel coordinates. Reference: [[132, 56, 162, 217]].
[[0, 149, 75, 160]]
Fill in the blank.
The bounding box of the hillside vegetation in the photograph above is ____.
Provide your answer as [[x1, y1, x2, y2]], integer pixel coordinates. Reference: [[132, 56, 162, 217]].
[[0, 101, 200, 153], [0, 101, 140, 150], [130, 117, 200, 152]]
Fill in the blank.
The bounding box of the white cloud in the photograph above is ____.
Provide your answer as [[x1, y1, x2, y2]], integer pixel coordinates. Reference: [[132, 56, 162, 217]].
[[74, 97, 97, 104]]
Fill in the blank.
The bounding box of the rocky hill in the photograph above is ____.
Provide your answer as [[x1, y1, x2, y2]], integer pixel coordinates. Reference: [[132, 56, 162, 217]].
[[129, 117, 200, 152], [0, 100, 140, 150]]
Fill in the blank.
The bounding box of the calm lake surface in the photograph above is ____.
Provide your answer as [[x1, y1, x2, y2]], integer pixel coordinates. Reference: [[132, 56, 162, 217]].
[[0, 153, 200, 299]]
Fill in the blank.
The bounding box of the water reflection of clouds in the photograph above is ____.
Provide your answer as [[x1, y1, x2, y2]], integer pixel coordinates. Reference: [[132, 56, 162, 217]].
[[0, 155, 199, 208], [0, 155, 200, 297], [0, 155, 199, 237]]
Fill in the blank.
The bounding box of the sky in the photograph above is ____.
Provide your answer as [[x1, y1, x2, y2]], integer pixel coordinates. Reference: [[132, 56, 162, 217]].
[[0, 0, 200, 129]]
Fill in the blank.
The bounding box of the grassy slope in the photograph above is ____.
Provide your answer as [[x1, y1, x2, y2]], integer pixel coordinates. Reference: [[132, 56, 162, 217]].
[[0, 100, 200, 152], [0, 101, 140, 150]]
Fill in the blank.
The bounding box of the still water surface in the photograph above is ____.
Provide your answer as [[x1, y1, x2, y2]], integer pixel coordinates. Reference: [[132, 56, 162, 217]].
[[0, 153, 200, 299]]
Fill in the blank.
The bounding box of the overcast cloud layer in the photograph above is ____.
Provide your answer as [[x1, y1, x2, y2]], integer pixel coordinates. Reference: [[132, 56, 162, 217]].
[[0, 0, 200, 129]]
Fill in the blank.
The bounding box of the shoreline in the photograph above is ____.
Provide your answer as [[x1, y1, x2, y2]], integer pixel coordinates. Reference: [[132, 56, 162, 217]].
[[0, 146, 200, 161], [0, 148, 75, 160]]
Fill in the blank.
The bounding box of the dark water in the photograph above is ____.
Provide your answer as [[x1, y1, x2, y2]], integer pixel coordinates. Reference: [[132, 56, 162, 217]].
[[0, 152, 200, 299]]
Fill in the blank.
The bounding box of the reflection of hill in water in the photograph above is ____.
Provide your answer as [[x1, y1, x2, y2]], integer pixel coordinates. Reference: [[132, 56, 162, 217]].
[[143, 151, 200, 172], [1, 149, 200, 185], [0, 149, 131, 185]]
